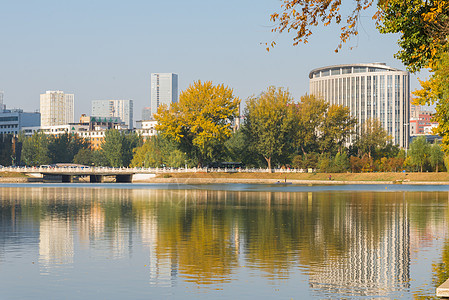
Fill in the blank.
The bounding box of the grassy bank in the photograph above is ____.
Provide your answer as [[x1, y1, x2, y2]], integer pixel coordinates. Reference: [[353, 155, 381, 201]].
[[0, 172, 29, 178], [156, 172, 449, 182]]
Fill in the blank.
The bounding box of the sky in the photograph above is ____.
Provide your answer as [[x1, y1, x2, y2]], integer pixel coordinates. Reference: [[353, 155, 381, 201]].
[[0, 0, 430, 121]]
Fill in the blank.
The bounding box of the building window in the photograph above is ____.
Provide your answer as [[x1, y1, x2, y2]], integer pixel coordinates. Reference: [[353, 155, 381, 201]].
[[331, 68, 340, 76], [342, 67, 352, 74]]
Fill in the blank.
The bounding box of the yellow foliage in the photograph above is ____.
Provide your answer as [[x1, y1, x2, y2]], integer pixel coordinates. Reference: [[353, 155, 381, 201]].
[[413, 53, 449, 153], [155, 80, 240, 163], [268, 0, 449, 72]]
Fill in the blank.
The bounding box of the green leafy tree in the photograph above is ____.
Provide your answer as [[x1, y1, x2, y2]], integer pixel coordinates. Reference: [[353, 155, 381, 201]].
[[21, 132, 51, 166], [355, 118, 391, 158], [155, 80, 240, 167], [0, 134, 13, 166], [293, 95, 355, 156], [73, 148, 95, 166], [131, 135, 188, 168], [408, 136, 430, 172], [291, 155, 303, 169], [332, 152, 350, 173], [131, 139, 155, 168], [224, 130, 247, 162], [295, 94, 327, 156], [166, 149, 189, 168], [319, 105, 357, 155], [243, 86, 297, 170], [318, 154, 332, 173], [48, 133, 89, 163], [374, 143, 400, 160], [92, 150, 108, 166], [224, 129, 261, 167], [429, 142, 444, 172], [291, 152, 319, 169], [101, 130, 141, 167]]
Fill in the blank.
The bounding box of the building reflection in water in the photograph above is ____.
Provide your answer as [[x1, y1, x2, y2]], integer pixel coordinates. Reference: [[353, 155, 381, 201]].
[[307, 192, 410, 298], [39, 217, 74, 271], [0, 187, 448, 297]]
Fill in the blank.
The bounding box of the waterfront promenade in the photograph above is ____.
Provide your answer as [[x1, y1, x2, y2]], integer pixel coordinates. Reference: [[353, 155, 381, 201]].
[[2, 166, 449, 185]]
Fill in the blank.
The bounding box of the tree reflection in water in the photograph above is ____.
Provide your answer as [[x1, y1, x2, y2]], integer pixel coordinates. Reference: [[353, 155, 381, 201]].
[[0, 187, 447, 298]]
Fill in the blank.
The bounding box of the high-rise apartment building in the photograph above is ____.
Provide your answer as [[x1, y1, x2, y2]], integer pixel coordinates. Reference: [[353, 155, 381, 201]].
[[91, 99, 133, 128], [40, 91, 74, 126], [150, 73, 178, 118], [309, 63, 410, 148]]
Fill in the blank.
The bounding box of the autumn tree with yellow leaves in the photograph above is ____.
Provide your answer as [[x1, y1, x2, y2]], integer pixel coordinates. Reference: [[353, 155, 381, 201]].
[[269, 0, 449, 72], [414, 53, 449, 152], [155, 80, 240, 167]]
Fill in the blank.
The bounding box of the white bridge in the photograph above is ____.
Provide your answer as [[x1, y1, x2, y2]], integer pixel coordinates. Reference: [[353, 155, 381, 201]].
[[2, 166, 147, 183], [1, 166, 311, 183]]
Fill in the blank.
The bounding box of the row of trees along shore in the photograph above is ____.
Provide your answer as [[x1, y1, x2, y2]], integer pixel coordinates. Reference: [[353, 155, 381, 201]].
[[3, 2, 449, 173], [0, 81, 446, 173]]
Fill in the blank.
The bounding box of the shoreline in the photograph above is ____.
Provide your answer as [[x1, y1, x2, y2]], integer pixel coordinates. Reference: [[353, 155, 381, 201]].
[[140, 177, 449, 185], [1, 176, 449, 185]]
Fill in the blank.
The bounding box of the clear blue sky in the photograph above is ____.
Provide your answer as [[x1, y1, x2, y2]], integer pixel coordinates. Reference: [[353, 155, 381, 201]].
[[0, 0, 428, 119]]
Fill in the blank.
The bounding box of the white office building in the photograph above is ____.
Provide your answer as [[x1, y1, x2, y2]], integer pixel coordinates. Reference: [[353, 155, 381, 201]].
[[91, 99, 133, 128], [309, 63, 410, 148], [135, 120, 158, 141], [150, 73, 178, 118], [40, 91, 74, 126]]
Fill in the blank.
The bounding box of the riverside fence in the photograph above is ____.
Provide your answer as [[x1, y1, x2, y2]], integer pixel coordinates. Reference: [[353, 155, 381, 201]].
[[0, 166, 316, 174]]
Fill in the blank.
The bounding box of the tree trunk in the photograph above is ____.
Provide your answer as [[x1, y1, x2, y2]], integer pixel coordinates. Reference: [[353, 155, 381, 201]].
[[264, 156, 272, 171], [301, 146, 307, 160]]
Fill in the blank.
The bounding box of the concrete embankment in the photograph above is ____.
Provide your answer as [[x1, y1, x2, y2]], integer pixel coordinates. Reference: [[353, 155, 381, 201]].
[[139, 177, 449, 185], [140, 177, 401, 185], [0, 177, 30, 183]]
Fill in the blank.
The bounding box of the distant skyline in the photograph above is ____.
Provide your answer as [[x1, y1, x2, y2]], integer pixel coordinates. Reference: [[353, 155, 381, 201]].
[[150, 73, 178, 118], [91, 99, 133, 128], [0, 1, 429, 119]]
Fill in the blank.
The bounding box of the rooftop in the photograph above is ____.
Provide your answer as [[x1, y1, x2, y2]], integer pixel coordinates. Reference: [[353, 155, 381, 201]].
[[309, 63, 405, 79]]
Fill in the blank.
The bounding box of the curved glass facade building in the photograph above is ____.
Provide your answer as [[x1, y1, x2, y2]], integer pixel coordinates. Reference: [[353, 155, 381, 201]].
[[309, 63, 409, 148]]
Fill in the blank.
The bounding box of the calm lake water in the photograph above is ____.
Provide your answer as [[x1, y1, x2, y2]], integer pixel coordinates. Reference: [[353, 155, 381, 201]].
[[1, 183, 449, 299]]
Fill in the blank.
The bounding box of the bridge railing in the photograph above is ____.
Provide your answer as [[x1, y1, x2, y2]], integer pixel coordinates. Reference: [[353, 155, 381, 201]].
[[0, 166, 315, 174]]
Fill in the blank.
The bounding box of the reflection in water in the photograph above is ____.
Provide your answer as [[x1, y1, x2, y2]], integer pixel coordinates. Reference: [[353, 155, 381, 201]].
[[0, 187, 447, 298], [307, 193, 410, 298], [39, 217, 74, 270]]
